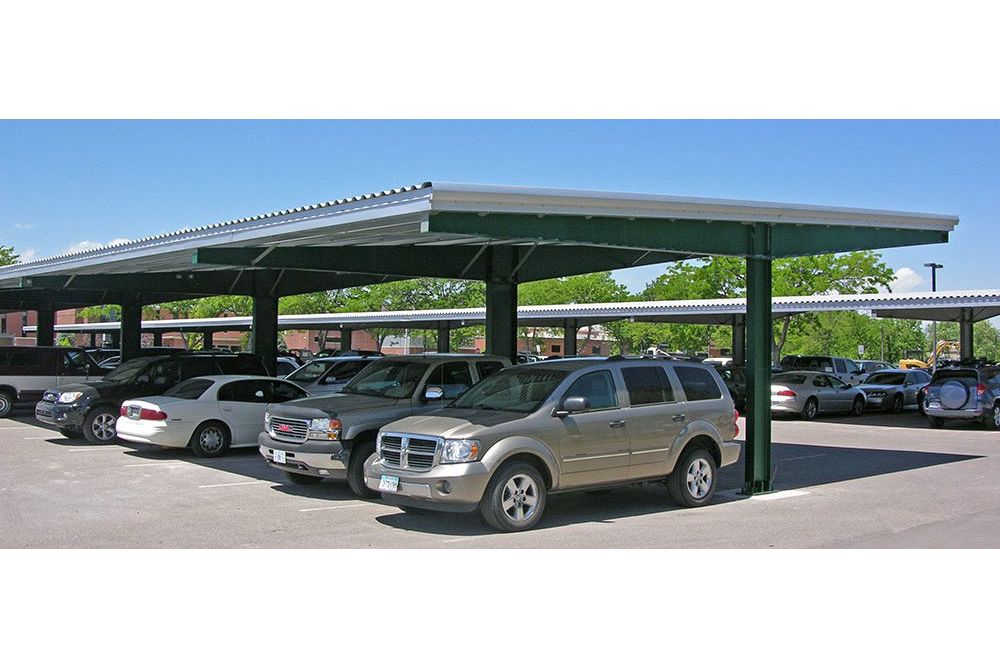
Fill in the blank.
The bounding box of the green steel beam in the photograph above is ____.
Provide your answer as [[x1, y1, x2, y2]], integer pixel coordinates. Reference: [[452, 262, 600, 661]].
[[193, 245, 685, 283], [427, 212, 949, 258], [743, 224, 773, 495]]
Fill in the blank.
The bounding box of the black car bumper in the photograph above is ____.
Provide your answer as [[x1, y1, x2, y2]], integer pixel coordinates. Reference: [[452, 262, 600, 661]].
[[34, 400, 86, 428]]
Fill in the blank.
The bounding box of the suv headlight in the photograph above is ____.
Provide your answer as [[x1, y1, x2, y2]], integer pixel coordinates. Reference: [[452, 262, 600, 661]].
[[57, 391, 85, 404], [441, 439, 480, 463], [264, 411, 271, 430], [307, 417, 342, 441]]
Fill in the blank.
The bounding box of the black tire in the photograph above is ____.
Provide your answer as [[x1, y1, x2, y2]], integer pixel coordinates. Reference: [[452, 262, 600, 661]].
[[985, 403, 1000, 432], [347, 440, 379, 498], [667, 446, 718, 508], [286, 471, 322, 485], [800, 397, 819, 421], [82, 406, 119, 444], [479, 461, 547, 532], [0, 390, 13, 418], [58, 427, 82, 439], [851, 396, 865, 417], [887, 394, 904, 413], [929, 416, 945, 429], [190, 421, 231, 458], [918, 391, 927, 416]]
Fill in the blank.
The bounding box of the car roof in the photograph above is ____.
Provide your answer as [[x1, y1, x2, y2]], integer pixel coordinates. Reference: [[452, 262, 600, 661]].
[[187, 374, 282, 383], [368, 353, 508, 362], [298, 355, 377, 363]]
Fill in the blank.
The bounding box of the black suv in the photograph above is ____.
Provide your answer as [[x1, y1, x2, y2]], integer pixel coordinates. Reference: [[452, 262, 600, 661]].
[[924, 362, 1000, 430], [35, 352, 268, 443]]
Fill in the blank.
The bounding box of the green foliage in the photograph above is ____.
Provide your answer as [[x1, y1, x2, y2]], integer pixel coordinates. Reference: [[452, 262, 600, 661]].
[[0, 245, 19, 267], [928, 320, 1000, 362]]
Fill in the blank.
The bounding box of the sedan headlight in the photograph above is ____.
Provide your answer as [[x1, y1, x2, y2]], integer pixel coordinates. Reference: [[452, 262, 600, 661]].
[[57, 391, 85, 404], [307, 417, 342, 441], [441, 439, 480, 463]]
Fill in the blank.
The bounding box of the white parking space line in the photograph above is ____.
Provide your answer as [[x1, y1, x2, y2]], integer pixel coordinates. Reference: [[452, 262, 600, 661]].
[[748, 490, 809, 501], [24, 436, 55, 440], [298, 504, 368, 512], [198, 480, 271, 489], [124, 462, 189, 468], [68, 447, 115, 452]]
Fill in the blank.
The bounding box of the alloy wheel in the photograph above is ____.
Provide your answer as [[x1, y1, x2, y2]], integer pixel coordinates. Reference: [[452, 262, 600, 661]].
[[501, 474, 539, 523], [686, 457, 714, 499], [993, 405, 1000, 429], [92, 413, 116, 441]]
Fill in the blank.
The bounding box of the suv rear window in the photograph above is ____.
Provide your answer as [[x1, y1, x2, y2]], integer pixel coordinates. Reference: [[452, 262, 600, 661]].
[[675, 366, 722, 401], [218, 355, 268, 375], [621, 366, 675, 405], [932, 369, 978, 383]]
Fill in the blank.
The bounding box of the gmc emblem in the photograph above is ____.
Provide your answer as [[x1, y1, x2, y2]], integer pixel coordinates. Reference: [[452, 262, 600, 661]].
[[277, 424, 292, 432]]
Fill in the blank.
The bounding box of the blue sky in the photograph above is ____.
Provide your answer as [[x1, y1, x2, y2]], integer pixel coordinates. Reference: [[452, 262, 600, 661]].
[[1, 120, 996, 294]]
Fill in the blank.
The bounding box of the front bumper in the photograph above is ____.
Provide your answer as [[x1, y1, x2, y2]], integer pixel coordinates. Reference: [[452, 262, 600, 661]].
[[258, 431, 347, 479], [34, 400, 86, 428], [365, 457, 491, 512]]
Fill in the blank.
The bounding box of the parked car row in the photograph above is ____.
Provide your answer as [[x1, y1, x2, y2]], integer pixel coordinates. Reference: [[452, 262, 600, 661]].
[[11, 351, 743, 532]]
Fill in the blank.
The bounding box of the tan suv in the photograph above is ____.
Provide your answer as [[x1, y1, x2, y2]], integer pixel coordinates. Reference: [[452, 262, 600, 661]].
[[365, 357, 741, 531]]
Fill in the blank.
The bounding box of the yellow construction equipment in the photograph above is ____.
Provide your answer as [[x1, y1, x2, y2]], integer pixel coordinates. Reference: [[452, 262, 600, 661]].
[[899, 340, 960, 369]]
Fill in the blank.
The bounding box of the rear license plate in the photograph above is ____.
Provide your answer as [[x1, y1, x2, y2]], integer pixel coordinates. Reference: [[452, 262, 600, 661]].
[[273, 449, 286, 464], [379, 475, 400, 493], [928, 401, 941, 409], [127, 405, 141, 419]]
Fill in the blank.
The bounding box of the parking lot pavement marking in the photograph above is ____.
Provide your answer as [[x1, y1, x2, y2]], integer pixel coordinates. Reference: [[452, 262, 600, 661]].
[[748, 490, 809, 501], [123, 462, 189, 468], [298, 504, 369, 512], [24, 436, 55, 440], [198, 480, 271, 489], [68, 447, 116, 452]]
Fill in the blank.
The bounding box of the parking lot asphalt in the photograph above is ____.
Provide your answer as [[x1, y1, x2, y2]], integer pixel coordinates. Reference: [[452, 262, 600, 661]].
[[1, 408, 997, 548]]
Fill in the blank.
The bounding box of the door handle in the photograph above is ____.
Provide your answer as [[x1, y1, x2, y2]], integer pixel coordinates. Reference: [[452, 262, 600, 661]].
[[608, 420, 626, 428], [672, 414, 686, 422]]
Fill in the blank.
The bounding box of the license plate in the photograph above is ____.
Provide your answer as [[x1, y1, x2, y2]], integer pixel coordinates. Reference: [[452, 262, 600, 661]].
[[273, 449, 286, 464], [379, 475, 400, 493], [929, 401, 940, 409], [128, 405, 141, 419]]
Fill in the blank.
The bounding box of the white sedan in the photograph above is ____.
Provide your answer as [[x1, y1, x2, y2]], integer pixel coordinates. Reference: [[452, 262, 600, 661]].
[[116, 375, 308, 457]]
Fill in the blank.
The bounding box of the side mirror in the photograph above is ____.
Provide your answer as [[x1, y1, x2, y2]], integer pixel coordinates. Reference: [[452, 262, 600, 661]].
[[555, 396, 589, 417], [423, 386, 444, 401]]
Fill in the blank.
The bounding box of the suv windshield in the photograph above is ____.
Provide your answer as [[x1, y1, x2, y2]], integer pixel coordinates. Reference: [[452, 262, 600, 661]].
[[866, 372, 906, 385], [102, 357, 155, 383], [341, 360, 429, 399], [452, 366, 569, 413]]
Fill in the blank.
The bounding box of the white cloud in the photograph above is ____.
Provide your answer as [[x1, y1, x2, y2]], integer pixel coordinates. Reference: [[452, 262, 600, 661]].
[[61, 238, 131, 255], [887, 266, 924, 293], [14, 222, 35, 230], [17, 248, 37, 263]]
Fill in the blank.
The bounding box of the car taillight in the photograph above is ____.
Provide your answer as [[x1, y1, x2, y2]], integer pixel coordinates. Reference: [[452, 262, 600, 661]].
[[139, 408, 167, 420], [776, 389, 797, 397], [119, 406, 128, 416], [976, 383, 987, 396], [733, 409, 740, 438]]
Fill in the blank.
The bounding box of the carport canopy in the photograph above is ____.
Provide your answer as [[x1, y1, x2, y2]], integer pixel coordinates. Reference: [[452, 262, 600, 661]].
[[0, 182, 959, 494]]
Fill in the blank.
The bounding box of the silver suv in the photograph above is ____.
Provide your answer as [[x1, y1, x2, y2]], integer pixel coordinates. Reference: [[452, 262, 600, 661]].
[[365, 357, 741, 532], [925, 364, 1000, 430], [259, 354, 510, 495]]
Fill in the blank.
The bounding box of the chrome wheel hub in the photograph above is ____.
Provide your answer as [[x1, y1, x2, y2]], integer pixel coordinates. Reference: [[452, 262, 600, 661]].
[[501, 474, 539, 522], [92, 414, 116, 441], [686, 457, 713, 499], [199, 428, 224, 452]]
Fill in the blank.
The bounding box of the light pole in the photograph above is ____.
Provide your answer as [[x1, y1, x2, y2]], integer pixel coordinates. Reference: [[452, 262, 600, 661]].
[[924, 262, 944, 371]]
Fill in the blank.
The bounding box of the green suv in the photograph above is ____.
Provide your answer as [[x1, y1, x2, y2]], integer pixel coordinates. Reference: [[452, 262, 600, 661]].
[[366, 357, 741, 531]]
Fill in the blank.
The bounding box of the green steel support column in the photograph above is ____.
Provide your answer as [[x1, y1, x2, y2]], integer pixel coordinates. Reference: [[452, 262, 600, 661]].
[[485, 247, 518, 363], [202, 330, 214, 350], [152, 331, 163, 346], [437, 325, 451, 353], [120, 303, 143, 362], [252, 295, 279, 376], [743, 224, 774, 495], [89, 332, 97, 348], [732, 316, 746, 366], [36, 308, 55, 347], [108, 330, 120, 349], [563, 319, 578, 357], [339, 328, 353, 352], [960, 313, 973, 361]]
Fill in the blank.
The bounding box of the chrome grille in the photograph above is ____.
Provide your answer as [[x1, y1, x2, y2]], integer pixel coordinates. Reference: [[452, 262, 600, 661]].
[[270, 416, 309, 443], [379, 433, 440, 471]]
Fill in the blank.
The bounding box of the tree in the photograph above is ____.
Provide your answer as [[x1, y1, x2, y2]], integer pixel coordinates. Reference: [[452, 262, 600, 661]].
[[0, 245, 18, 267], [927, 319, 1000, 363], [519, 272, 628, 352], [279, 290, 347, 351]]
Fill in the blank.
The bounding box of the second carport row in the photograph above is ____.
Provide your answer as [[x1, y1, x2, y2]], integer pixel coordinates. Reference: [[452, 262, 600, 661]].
[[22, 289, 1000, 363], [0, 182, 959, 494]]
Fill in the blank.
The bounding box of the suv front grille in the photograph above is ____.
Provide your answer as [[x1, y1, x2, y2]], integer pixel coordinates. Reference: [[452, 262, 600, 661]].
[[379, 433, 440, 471], [270, 417, 309, 443]]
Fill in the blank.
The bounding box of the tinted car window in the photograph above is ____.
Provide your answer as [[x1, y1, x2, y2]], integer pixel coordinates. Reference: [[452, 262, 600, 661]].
[[287, 360, 333, 384], [270, 380, 307, 402], [675, 366, 723, 401], [218, 355, 268, 375], [342, 360, 429, 399], [429, 361, 474, 399], [181, 357, 222, 379], [163, 378, 214, 400], [833, 359, 847, 373], [62, 350, 91, 374], [147, 359, 181, 387], [565, 370, 618, 410], [276, 360, 298, 377], [812, 376, 831, 388], [476, 361, 506, 380], [867, 372, 907, 385], [912, 370, 932, 384], [218, 379, 271, 403], [774, 373, 807, 385], [321, 360, 369, 384], [621, 366, 675, 405]]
